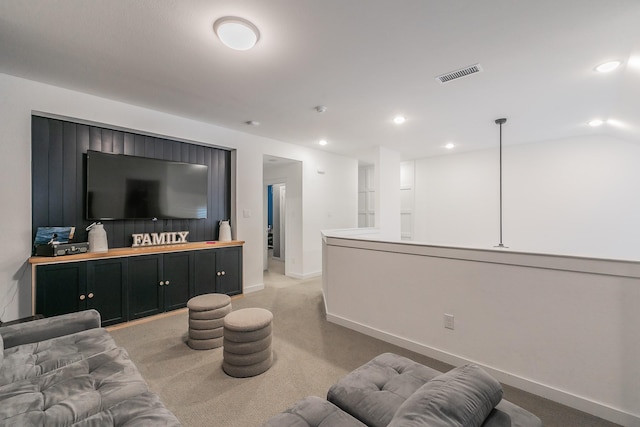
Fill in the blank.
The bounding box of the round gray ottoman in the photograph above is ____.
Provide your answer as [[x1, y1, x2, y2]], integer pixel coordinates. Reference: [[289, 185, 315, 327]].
[[222, 307, 273, 377], [187, 293, 232, 350]]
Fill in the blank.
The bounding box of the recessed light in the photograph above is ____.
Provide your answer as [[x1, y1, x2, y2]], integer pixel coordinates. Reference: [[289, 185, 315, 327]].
[[214, 17, 260, 51], [445, 142, 455, 149], [319, 139, 328, 146], [595, 61, 621, 73], [588, 119, 605, 127], [393, 115, 406, 125]]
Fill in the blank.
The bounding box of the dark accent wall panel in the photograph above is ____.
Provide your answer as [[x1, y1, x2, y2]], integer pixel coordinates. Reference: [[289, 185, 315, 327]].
[[32, 116, 232, 250]]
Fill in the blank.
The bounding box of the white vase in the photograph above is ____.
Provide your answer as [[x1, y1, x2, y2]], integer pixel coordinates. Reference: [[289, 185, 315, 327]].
[[87, 222, 108, 253], [219, 220, 232, 242]]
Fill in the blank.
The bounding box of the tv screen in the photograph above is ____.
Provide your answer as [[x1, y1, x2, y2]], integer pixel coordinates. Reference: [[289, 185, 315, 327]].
[[86, 150, 208, 220]]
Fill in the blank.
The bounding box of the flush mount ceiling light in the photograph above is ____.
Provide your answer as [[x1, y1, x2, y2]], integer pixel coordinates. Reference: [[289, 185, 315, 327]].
[[606, 118, 624, 128], [595, 60, 621, 73], [214, 17, 260, 51], [445, 142, 455, 149], [318, 139, 328, 146], [393, 115, 406, 124], [588, 119, 605, 127]]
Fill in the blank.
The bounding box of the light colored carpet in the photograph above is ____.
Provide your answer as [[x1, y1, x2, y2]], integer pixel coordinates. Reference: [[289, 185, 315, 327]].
[[110, 259, 621, 427]]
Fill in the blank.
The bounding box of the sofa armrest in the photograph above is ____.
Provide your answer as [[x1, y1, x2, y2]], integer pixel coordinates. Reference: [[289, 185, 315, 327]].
[[260, 396, 368, 427], [0, 309, 101, 348]]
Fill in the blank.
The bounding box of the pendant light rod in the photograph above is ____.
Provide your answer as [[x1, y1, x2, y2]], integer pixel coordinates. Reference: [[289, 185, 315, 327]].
[[495, 118, 507, 248]]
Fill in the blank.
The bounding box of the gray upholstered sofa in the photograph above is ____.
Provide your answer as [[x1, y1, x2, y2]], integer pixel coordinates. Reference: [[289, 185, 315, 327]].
[[0, 309, 180, 426], [261, 353, 542, 427]]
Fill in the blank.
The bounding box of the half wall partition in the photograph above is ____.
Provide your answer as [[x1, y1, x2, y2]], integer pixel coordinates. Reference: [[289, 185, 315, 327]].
[[322, 229, 640, 427]]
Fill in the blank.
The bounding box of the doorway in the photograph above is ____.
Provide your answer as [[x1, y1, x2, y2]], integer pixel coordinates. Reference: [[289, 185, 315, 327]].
[[264, 179, 286, 276], [268, 183, 286, 261], [263, 155, 302, 278]]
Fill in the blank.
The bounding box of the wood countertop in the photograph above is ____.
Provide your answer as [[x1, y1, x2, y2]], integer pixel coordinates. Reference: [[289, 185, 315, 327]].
[[29, 240, 245, 265]]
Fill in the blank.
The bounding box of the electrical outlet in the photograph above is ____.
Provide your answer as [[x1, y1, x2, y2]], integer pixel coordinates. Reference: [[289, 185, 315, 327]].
[[444, 314, 454, 330]]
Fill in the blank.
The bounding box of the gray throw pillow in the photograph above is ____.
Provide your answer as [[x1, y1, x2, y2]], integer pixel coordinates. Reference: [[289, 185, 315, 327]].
[[388, 364, 503, 427]]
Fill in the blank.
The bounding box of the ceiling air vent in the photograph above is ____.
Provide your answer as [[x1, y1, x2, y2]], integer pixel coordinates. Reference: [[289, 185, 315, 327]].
[[435, 63, 483, 84]]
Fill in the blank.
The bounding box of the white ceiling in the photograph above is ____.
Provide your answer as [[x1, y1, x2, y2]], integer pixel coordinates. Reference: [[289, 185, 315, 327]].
[[1, 0, 639, 160]]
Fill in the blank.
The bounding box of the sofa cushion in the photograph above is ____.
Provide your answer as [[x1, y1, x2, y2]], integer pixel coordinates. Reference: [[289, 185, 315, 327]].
[[69, 391, 182, 426], [0, 327, 117, 386], [260, 396, 367, 427], [0, 347, 149, 426], [387, 364, 503, 427], [327, 353, 441, 427]]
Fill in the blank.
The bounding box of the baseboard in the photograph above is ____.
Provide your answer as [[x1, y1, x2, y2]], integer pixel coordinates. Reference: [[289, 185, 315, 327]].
[[326, 312, 640, 427], [287, 270, 322, 280], [107, 308, 187, 332], [243, 282, 264, 293]]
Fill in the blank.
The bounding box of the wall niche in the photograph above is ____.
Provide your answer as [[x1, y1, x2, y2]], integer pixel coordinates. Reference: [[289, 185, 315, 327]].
[[31, 115, 232, 249]]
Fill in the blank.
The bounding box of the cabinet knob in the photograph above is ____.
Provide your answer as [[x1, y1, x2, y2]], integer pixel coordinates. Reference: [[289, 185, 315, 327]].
[[217, 272, 221, 276], [165, 280, 170, 285], [221, 271, 225, 276], [159, 281, 164, 286], [79, 294, 86, 300], [88, 293, 94, 299]]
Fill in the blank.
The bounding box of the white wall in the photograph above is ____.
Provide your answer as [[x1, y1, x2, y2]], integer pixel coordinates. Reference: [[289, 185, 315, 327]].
[[0, 73, 357, 321], [374, 146, 401, 240], [413, 135, 640, 260], [302, 154, 358, 275]]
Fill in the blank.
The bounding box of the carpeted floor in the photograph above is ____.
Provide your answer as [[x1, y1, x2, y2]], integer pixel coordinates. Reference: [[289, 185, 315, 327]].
[[109, 258, 621, 427]]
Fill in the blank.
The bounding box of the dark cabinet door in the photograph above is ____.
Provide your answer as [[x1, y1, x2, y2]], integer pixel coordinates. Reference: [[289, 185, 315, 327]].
[[35, 262, 86, 318], [128, 255, 163, 320], [87, 258, 128, 326], [163, 251, 192, 311], [193, 250, 217, 296], [216, 247, 242, 296], [193, 247, 242, 296]]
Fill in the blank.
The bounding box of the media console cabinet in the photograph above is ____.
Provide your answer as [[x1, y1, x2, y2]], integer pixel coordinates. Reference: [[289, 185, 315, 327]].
[[29, 241, 244, 326]]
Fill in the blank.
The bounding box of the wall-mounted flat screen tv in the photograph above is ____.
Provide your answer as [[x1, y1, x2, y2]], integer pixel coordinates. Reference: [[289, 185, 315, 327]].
[[86, 150, 208, 220]]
